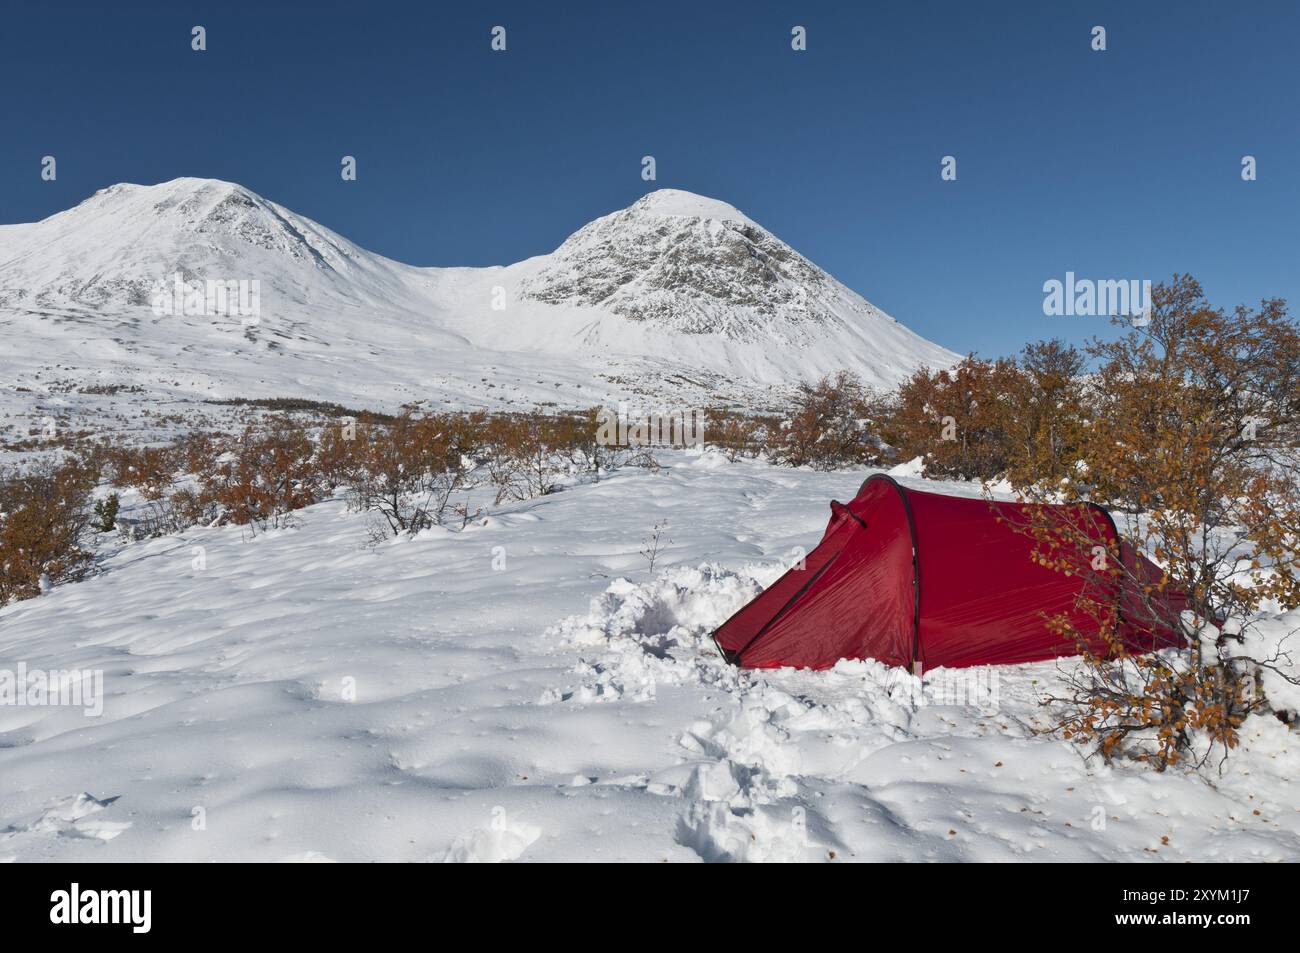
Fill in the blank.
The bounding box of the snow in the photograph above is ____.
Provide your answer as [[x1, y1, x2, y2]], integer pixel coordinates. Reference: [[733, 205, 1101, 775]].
[[887, 455, 926, 478], [630, 189, 755, 224], [2, 454, 1296, 862]]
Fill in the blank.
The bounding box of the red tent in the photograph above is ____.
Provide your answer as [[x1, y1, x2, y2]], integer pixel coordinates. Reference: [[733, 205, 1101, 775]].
[[713, 475, 1190, 671]]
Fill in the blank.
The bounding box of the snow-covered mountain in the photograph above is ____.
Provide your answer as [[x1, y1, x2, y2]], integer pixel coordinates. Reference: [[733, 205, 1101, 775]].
[[0, 179, 426, 313], [522, 190, 889, 339], [0, 178, 956, 418]]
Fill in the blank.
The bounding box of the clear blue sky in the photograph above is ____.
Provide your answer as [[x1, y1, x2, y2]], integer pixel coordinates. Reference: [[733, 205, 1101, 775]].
[[2, 0, 1296, 358]]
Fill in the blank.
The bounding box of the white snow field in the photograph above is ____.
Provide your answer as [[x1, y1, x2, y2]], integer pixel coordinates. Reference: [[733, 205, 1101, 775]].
[[2, 454, 1297, 863]]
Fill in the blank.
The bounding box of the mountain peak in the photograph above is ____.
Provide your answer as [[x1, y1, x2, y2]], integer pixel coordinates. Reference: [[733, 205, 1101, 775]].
[[119, 175, 248, 194], [2, 176, 407, 312], [85, 176, 251, 205], [520, 188, 845, 336], [61, 177, 269, 236], [628, 189, 752, 225]]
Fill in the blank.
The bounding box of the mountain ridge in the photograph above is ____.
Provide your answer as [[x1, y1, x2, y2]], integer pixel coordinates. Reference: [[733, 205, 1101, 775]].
[[0, 178, 957, 421]]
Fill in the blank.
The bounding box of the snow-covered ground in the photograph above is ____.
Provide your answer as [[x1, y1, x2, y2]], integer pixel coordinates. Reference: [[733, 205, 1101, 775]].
[[1, 453, 1297, 862]]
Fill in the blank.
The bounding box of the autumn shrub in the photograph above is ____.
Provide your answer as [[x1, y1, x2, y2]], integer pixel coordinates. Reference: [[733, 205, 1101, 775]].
[[316, 416, 374, 490], [550, 408, 615, 476], [1011, 276, 1300, 771], [879, 356, 1025, 480], [480, 413, 576, 503], [173, 487, 212, 525], [1001, 340, 1090, 488], [778, 371, 885, 469], [102, 444, 180, 500], [178, 431, 221, 476], [201, 422, 321, 530], [706, 407, 779, 462], [350, 412, 467, 536], [508, 416, 567, 499], [0, 458, 95, 604]]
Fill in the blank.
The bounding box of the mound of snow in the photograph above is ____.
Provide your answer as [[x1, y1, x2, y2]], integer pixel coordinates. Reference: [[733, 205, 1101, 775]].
[[887, 456, 926, 478]]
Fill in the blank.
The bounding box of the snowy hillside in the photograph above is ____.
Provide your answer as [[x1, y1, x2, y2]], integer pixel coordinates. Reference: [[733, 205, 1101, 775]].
[[0, 179, 956, 429], [0, 179, 427, 313], [1, 453, 1296, 862]]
